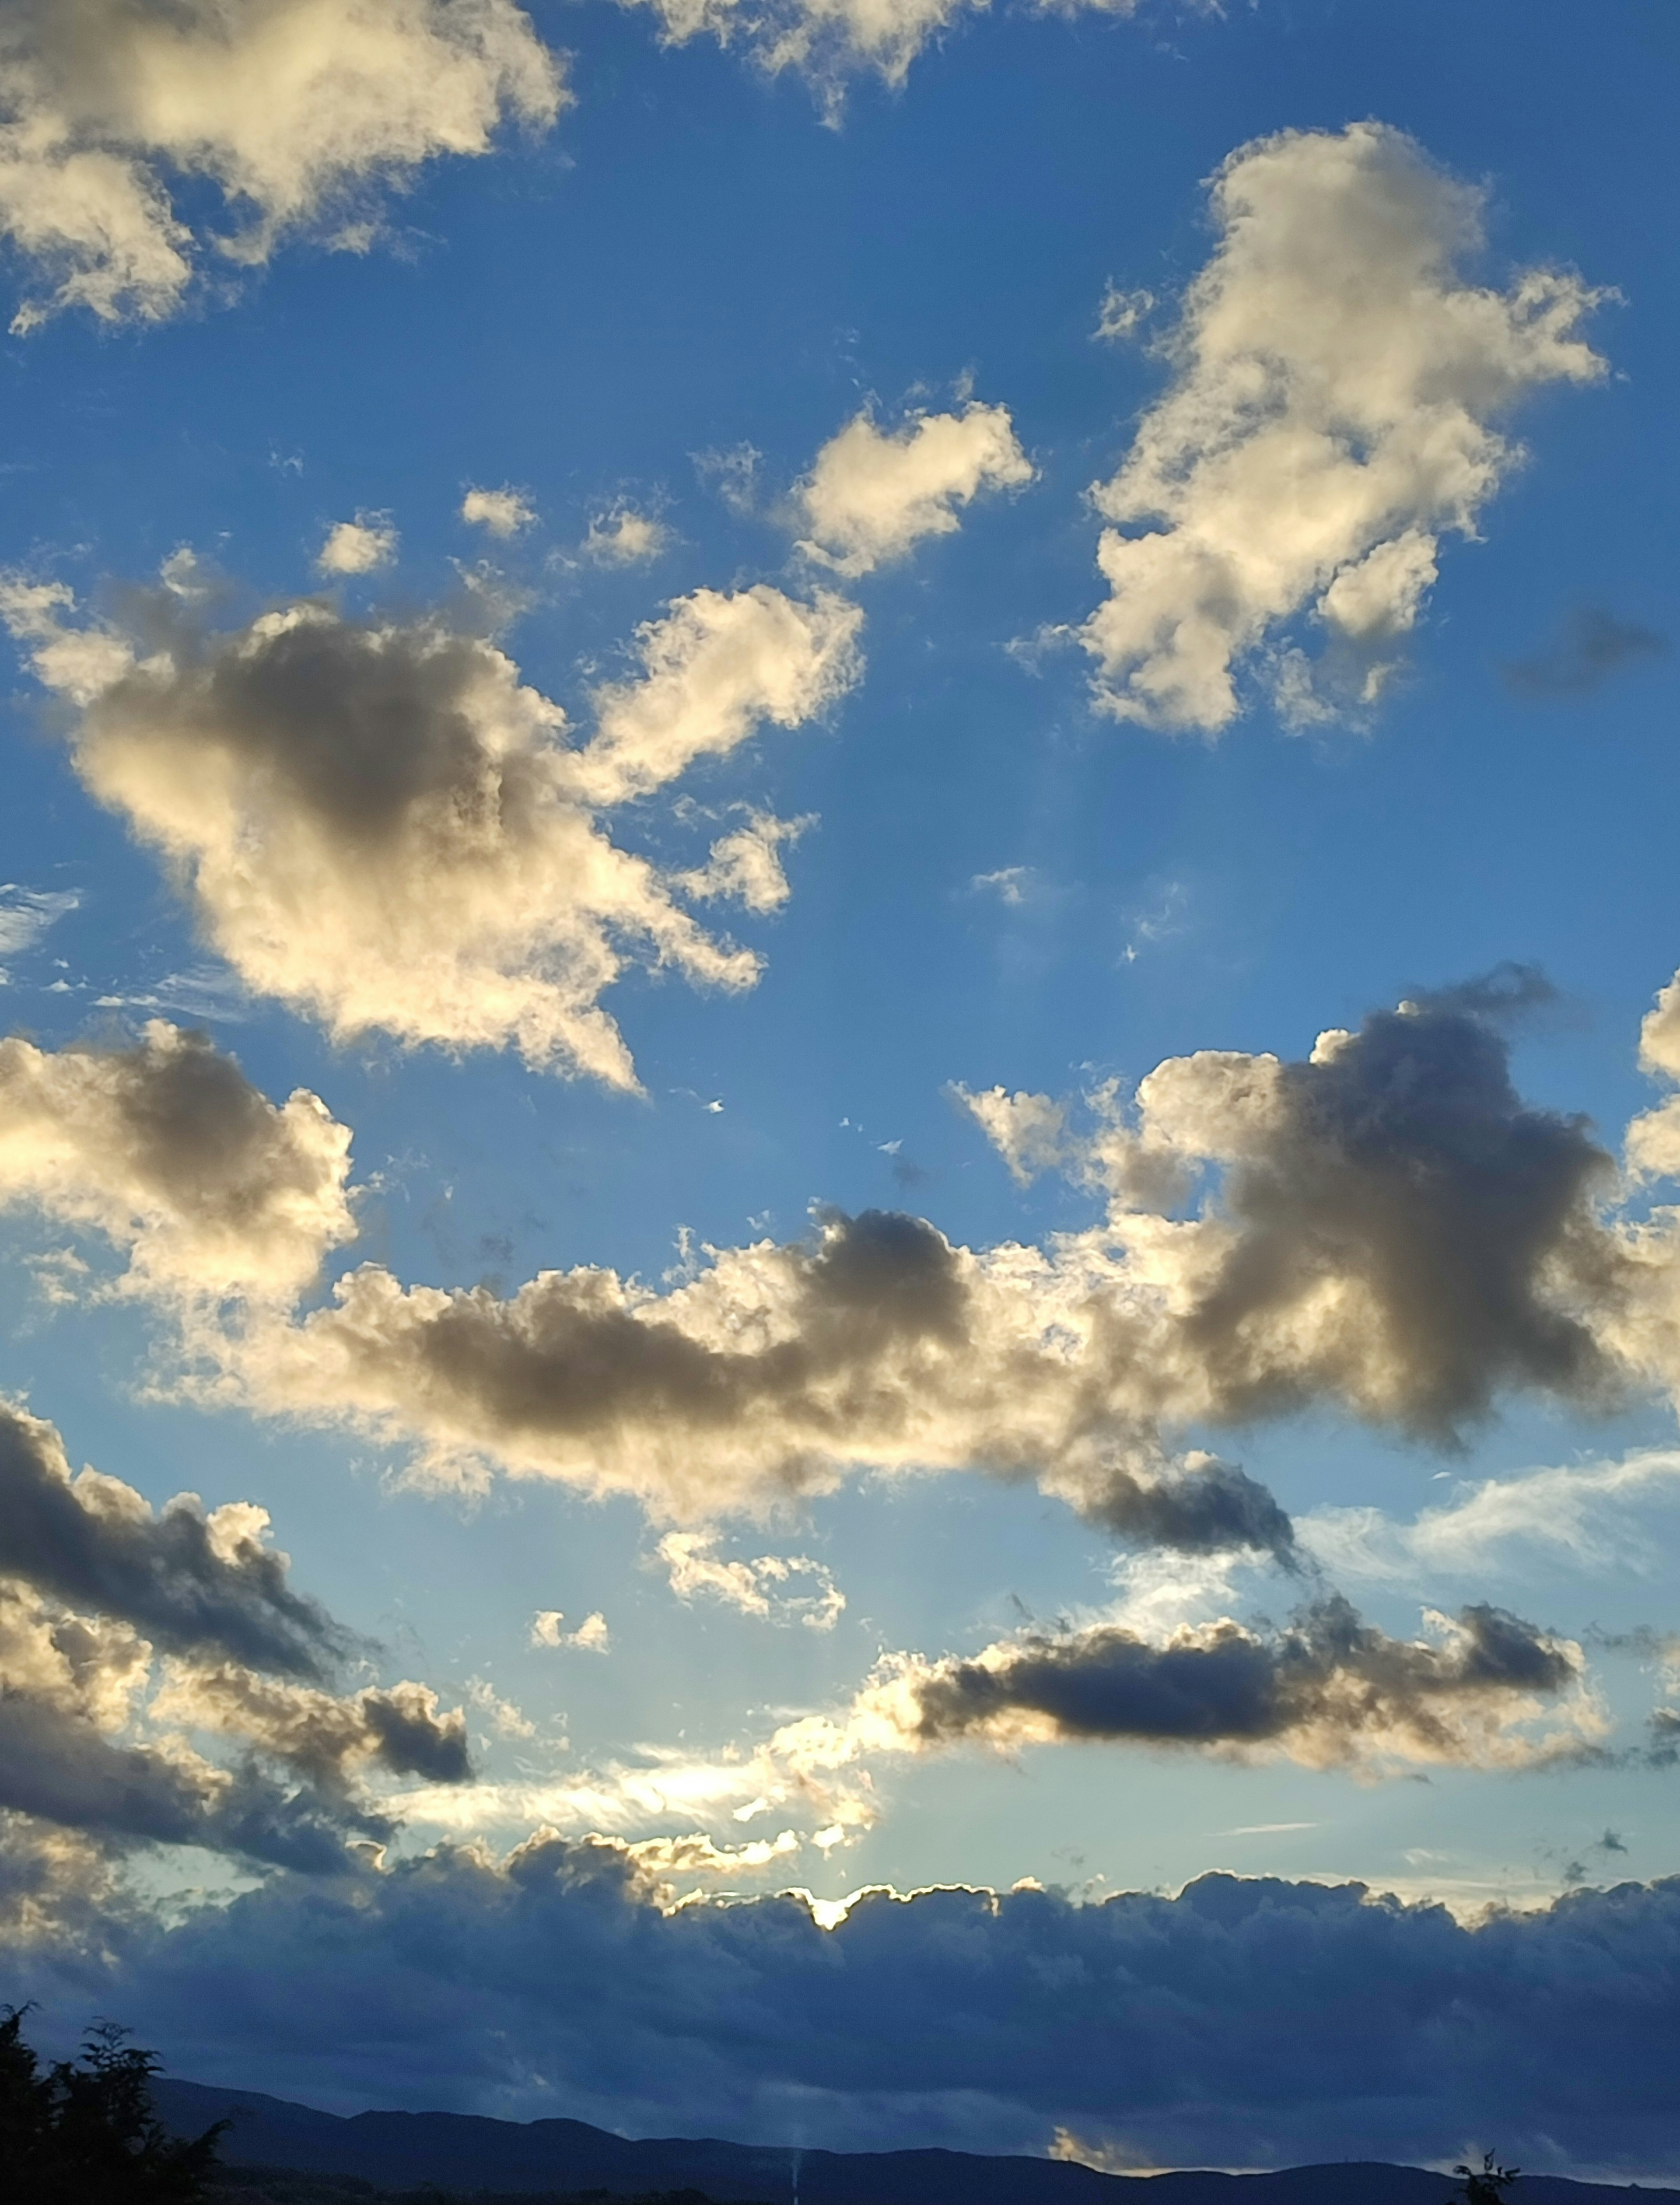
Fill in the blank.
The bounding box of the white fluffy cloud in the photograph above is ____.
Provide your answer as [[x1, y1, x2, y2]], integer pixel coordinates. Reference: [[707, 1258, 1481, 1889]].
[[583, 502, 672, 567], [530, 1609, 611, 1652], [0, 578, 862, 1088], [798, 402, 1033, 576], [316, 515, 399, 576], [0, 0, 562, 331], [1080, 122, 1608, 732], [624, 0, 1168, 100], [461, 486, 538, 537]]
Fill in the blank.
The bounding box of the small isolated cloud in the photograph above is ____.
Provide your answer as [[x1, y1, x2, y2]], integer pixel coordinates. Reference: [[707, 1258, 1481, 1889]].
[[584, 502, 672, 568], [0, 1400, 471, 1888], [970, 865, 1034, 908], [1081, 122, 1609, 732], [1094, 283, 1154, 343], [655, 1531, 845, 1630], [0, 0, 564, 331], [530, 1610, 610, 1652], [461, 486, 538, 538], [316, 514, 398, 576], [798, 402, 1033, 577], [693, 443, 761, 516], [0, 884, 77, 977], [0, 571, 862, 1088], [1504, 607, 1667, 700]]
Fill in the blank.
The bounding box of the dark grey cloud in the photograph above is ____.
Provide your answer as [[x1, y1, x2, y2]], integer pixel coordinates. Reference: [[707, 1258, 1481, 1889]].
[[0, 1693, 381, 1875], [1080, 1456, 1296, 1561], [1505, 608, 1667, 699], [26, 1846, 1680, 2174], [899, 1597, 1576, 1759], [0, 1406, 344, 1680], [1188, 980, 1623, 1438]]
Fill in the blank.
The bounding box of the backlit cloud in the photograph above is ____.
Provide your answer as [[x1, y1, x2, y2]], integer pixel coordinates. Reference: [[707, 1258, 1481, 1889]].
[[0, 1021, 354, 1304], [24, 1844, 1680, 2170], [0, 578, 862, 1088], [0, 0, 563, 330], [1080, 122, 1608, 731], [0, 1401, 471, 1878]]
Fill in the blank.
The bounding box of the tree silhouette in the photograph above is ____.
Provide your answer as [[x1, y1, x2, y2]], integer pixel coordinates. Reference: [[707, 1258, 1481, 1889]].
[[0, 2005, 224, 2202], [1454, 2151, 1521, 2205]]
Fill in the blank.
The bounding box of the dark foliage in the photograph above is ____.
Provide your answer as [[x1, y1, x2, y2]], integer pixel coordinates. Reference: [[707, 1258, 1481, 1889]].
[[1454, 2156, 1520, 2205], [0, 2004, 226, 2202]]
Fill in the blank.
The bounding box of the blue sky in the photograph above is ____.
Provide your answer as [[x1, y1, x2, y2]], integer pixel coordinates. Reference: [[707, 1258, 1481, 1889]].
[[2, 0, 1680, 2175]]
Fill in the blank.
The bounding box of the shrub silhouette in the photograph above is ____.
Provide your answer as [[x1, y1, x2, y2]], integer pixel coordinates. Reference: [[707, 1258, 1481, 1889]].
[[1454, 2152, 1520, 2205], [0, 2004, 225, 2202]]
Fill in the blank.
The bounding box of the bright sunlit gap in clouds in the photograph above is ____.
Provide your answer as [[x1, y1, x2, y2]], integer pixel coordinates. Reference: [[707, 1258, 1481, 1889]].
[[0, 0, 1676, 2184]]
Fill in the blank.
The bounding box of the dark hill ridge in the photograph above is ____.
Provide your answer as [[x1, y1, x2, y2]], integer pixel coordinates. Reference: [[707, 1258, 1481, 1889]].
[[153, 2080, 1680, 2205]]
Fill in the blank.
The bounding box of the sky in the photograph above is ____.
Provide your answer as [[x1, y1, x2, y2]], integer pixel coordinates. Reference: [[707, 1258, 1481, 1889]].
[[1, 0, 1680, 2179]]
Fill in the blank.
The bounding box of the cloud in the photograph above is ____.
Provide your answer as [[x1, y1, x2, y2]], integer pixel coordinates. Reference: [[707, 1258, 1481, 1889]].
[[179, 973, 1641, 1545], [0, 1401, 345, 1680], [152, 1665, 471, 1789], [461, 487, 537, 538], [1301, 1447, 1680, 1587], [0, 1021, 355, 1304], [1080, 122, 1608, 732], [0, 579, 862, 1088], [583, 503, 672, 568], [0, 1401, 472, 1878], [797, 402, 1032, 577], [530, 1610, 610, 1652], [316, 515, 399, 576], [0, 883, 77, 976], [676, 812, 813, 914], [655, 1531, 845, 1630], [0, 0, 563, 330], [29, 1844, 1680, 2170], [855, 1596, 1589, 1772], [1504, 606, 1668, 700], [1094, 281, 1154, 343]]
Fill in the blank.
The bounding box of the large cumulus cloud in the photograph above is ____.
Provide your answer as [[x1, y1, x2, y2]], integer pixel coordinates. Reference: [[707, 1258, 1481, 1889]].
[[23, 1842, 1680, 2174], [207, 978, 1632, 1536], [0, 0, 562, 330], [0, 578, 861, 1088], [1080, 122, 1607, 731]]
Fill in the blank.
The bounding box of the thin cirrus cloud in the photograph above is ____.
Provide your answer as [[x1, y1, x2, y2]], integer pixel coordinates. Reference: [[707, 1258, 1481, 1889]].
[[796, 401, 1033, 577], [0, 570, 862, 1090], [0, 0, 564, 330], [1080, 122, 1609, 732]]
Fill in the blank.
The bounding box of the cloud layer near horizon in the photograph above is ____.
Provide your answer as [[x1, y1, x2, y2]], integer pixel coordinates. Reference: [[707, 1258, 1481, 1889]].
[[1081, 122, 1607, 731], [18, 1845, 1680, 2173]]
